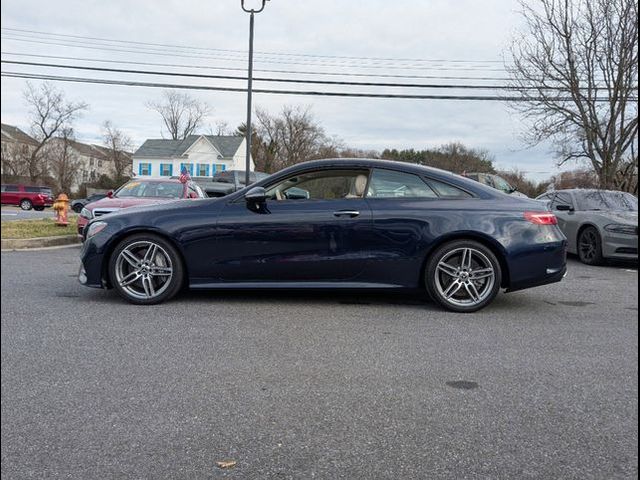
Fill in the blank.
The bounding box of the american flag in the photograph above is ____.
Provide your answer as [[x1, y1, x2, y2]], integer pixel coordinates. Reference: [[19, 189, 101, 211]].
[[179, 165, 191, 198], [179, 165, 191, 184]]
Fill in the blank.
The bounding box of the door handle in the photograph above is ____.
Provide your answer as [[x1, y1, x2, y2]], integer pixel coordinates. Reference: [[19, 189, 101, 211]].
[[333, 210, 360, 218]]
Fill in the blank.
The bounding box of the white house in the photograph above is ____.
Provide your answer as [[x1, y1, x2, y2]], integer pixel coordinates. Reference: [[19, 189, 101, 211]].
[[132, 135, 253, 178]]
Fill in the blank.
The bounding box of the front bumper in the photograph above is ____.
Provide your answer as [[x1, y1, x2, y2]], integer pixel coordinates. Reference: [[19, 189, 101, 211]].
[[602, 232, 638, 260], [78, 231, 111, 289]]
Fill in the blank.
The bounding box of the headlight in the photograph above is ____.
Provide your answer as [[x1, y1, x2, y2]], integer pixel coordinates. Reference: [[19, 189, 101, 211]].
[[86, 221, 108, 239], [604, 224, 638, 235], [80, 207, 93, 220]]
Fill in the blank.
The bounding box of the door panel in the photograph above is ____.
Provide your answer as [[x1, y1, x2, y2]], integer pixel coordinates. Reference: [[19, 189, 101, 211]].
[[212, 198, 372, 282]]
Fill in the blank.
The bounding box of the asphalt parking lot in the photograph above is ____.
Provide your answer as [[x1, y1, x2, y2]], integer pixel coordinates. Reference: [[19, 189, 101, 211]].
[[1, 246, 638, 479], [0, 206, 57, 221]]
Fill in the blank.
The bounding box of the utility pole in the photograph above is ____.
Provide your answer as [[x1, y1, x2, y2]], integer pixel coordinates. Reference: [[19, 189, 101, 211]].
[[240, 0, 269, 186]]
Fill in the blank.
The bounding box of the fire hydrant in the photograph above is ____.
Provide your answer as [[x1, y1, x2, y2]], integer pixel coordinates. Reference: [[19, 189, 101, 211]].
[[53, 193, 70, 226]]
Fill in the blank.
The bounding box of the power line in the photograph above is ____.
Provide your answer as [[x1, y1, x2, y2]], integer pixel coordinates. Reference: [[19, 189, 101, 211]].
[[3, 59, 578, 91], [5, 71, 632, 102], [0, 52, 513, 81], [0, 34, 509, 72], [1, 26, 505, 64]]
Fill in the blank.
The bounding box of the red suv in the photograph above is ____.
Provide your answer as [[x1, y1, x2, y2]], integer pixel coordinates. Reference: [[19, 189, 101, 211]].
[[1, 184, 54, 210]]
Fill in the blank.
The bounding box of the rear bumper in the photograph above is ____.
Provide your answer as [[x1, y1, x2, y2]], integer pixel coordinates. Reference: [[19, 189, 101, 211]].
[[505, 237, 568, 292]]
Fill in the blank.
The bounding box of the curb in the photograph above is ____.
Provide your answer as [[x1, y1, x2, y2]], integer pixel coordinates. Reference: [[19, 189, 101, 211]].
[[1, 235, 81, 251]]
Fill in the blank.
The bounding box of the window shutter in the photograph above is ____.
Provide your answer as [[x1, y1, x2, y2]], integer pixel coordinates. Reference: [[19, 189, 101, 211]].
[[169, 164, 173, 176], [148, 163, 152, 176], [206, 164, 210, 176], [138, 163, 142, 175]]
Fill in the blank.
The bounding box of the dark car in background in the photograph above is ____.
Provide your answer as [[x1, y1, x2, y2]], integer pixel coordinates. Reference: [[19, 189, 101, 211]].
[[462, 172, 529, 198], [0, 184, 54, 210], [188, 170, 270, 198], [536, 189, 638, 265], [79, 159, 567, 313], [71, 193, 108, 213]]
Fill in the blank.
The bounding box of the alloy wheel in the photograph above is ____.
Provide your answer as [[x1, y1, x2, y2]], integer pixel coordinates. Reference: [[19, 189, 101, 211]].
[[434, 247, 496, 308], [114, 241, 174, 300], [579, 230, 598, 262]]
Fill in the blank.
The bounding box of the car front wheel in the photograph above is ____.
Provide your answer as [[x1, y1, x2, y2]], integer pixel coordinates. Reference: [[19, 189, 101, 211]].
[[425, 240, 502, 313], [109, 233, 184, 305], [578, 226, 604, 266]]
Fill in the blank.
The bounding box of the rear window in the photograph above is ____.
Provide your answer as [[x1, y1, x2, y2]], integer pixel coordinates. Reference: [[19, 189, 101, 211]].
[[24, 186, 51, 194], [426, 178, 473, 198]]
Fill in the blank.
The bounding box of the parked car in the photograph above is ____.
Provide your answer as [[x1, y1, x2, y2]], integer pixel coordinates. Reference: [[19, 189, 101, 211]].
[[187, 170, 270, 198], [462, 173, 529, 198], [77, 178, 206, 237], [0, 184, 54, 211], [536, 189, 638, 265], [78, 158, 567, 313], [71, 193, 108, 213]]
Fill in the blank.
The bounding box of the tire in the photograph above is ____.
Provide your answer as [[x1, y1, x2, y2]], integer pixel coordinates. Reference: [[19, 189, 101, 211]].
[[72, 204, 84, 213], [33, 206, 45, 211], [425, 239, 502, 313], [19, 199, 33, 210], [108, 233, 184, 305], [578, 226, 604, 266]]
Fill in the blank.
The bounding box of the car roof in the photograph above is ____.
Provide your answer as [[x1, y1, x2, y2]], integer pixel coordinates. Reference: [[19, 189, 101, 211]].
[[127, 177, 185, 183]]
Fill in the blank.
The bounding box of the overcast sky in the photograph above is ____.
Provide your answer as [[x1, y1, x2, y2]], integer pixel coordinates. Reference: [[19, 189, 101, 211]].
[[0, 0, 577, 181]]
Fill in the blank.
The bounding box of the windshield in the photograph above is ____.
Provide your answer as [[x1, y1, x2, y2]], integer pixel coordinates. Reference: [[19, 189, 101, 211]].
[[115, 180, 184, 199], [491, 175, 515, 194], [575, 191, 638, 211]]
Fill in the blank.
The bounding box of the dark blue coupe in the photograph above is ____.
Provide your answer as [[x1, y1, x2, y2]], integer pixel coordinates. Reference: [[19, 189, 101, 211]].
[[79, 159, 567, 312]]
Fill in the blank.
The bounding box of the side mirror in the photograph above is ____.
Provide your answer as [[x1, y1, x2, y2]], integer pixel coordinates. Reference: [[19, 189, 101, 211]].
[[555, 204, 574, 212], [245, 186, 267, 203], [107, 190, 114, 198]]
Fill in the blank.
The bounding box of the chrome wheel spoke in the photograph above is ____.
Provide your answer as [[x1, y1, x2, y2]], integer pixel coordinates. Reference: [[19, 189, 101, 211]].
[[443, 280, 462, 299], [150, 266, 172, 276], [141, 276, 155, 298], [460, 248, 472, 270], [121, 249, 141, 268], [469, 268, 493, 280], [437, 261, 458, 278], [465, 282, 481, 303], [144, 244, 158, 263], [120, 271, 141, 287]]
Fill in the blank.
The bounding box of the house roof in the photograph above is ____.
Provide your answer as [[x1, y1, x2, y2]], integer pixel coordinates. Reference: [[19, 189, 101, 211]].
[[134, 135, 243, 159], [0, 123, 39, 146]]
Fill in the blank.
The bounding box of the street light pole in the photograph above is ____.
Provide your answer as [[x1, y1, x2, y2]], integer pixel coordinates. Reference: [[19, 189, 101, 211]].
[[241, 0, 268, 187]]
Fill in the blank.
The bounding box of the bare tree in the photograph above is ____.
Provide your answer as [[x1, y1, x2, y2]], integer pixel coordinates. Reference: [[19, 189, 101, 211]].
[[48, 127, 81, 193], [507, 0, 638, 189], [250, 105, 338, 173], [102, 121, 133, 182], [24, 82, 88, 182], [146, 90, 211, 140], [1, 143, 29, 179]]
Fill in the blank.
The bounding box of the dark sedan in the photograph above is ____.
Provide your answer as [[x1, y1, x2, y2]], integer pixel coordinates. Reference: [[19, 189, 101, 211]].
[[79, 159, 567, 312]]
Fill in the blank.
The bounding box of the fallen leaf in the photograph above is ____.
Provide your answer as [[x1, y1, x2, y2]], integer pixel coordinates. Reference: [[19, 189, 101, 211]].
[[216, 460, 237, 469]]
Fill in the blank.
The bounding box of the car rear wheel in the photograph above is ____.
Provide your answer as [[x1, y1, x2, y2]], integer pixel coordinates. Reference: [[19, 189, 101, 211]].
[[33, 206, 45, 211], [20, 199, 33, 210], [109, 234, 184, 305], [425, 240, 502, 313], [578, 226, 604, 266]]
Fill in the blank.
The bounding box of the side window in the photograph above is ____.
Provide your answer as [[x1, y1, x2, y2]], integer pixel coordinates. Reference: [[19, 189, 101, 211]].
[[266, 170, 369, 201], [366, 169, 437, 198], [426, 178, 473, 198], [550, 192, 574, 210], [4, 185, 19, 192]]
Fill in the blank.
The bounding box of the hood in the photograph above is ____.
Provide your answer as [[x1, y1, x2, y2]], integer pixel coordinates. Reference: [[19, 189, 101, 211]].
[[594, 210, 638, 224], [85, 196, 178, 210]]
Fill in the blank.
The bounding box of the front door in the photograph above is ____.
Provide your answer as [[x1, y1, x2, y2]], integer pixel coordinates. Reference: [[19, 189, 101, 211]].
[[212, 169, 373, 282]]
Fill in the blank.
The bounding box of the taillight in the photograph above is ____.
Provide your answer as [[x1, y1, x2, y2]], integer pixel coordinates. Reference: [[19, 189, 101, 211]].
[[524, 211, 558, 225]]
